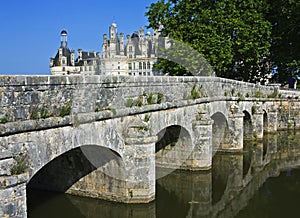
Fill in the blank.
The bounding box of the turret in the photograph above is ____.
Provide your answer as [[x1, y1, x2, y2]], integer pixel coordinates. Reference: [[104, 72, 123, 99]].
[[78, 49, 82, 61], [60, 30, 68, 48], [110, 22, 117, 42]]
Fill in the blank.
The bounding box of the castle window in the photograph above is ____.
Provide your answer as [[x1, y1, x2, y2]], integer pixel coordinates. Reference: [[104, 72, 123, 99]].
[[128, 63, 132, 70], [147, 61, 151, 69], [129, 55, 133, 59], [139, 62, 142, 70], [129, 46, 133, 52], [143, 62, 146, 69]]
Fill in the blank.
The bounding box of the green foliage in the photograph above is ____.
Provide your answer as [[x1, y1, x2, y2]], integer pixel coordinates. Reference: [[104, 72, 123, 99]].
[[147, 93, 156, 105], [125, 98, 134, 107], [30, 105, 53, 119], [267, 0, 300, 83], [252, 106, 257, 114], [0, 115, 8, 124], [136, 96, 144, 107], [253, 132, 258, 139], [30, 107, 40, 120], [253, 91, 265, 98], [231, 88, 235, 96], [146, 0, 272, 82], [10, 153, 28, 175], [267, 92, 278, 98], [94, 106, 100, 112], [144, 114, 151, 122], [107, 107, 117, 115], [157, 93, 164, 104], [190, 84, 206, 99], [58, 101, 72, 117], [40, 106, 52, 119], [191, 85, 200, 99], [237, 92, 243, 102]]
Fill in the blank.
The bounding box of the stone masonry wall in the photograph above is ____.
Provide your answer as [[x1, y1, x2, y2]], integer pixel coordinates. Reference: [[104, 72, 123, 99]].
[[0, 75, 280, 125]]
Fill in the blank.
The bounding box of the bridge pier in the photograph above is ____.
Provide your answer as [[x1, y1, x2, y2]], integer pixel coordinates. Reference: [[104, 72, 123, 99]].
[[122, 118, 156, 203], [264, 107, 278, 132], [186, 111, 213, 170], [225, 104, 244, 151], [252, 108, 264, 139]]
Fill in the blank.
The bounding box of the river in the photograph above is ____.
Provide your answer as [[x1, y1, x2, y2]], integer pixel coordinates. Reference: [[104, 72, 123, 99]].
[[27, 130, 300, 218]]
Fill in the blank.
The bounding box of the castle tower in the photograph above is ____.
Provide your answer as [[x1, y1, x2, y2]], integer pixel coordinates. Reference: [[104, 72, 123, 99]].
[[109, 22, 118, 57], [60, 30, 68, 48], [110, 22, 117, 42]]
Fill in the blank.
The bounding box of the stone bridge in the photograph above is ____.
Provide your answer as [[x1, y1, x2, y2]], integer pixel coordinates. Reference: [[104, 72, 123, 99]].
[[0, 75, 300, 217]]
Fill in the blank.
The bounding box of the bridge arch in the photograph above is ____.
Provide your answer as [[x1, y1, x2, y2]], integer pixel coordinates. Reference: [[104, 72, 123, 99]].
[[27, 144, 127, 201], [243, 110, 253, 139], [211, 112, 229, 152], [155, 125, 193, 172]]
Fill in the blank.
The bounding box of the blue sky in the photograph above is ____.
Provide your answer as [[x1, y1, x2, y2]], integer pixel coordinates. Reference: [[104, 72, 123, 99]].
[[0, 0, 155, 75]]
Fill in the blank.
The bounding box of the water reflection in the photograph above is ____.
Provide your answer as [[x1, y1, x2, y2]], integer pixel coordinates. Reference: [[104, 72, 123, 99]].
[[28, 131, 300, 218]]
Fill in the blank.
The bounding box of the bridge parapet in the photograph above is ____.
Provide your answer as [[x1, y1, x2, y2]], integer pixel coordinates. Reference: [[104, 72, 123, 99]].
[[0, 75, 280, 124]]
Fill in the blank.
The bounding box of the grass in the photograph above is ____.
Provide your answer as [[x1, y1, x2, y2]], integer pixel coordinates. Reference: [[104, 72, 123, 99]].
[[157, 93, 164, 104], [10, 154, 28, 175], [147, 93, 155, 105], [58, 101, 72, 117], [143, 114, 151, 122]]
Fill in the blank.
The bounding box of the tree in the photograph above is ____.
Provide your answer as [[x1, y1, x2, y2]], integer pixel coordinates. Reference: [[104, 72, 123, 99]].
[[267, 0, 300, 83], [146, 0, 272, 83]]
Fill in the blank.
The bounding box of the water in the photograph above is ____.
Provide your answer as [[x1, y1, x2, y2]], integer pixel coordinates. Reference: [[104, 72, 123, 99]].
[[28, 130, 300, 218]]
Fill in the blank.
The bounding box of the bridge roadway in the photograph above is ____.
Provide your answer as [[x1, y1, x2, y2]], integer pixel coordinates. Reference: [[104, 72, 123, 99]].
[[0, 75, 300, 217]]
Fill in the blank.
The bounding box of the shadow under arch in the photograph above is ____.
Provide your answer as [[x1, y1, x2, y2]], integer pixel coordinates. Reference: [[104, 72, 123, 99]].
[[155, 125, 193, 178], [27, 145, 125, 194], [263, 109, 268, 132], [243, 110, 253, 139], [211, 112, 229, 152]]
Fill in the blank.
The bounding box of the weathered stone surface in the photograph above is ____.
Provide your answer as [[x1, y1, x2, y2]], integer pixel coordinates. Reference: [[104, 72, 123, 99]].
[[0, 173, 28, 218], [0, 75, 300, 217]]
